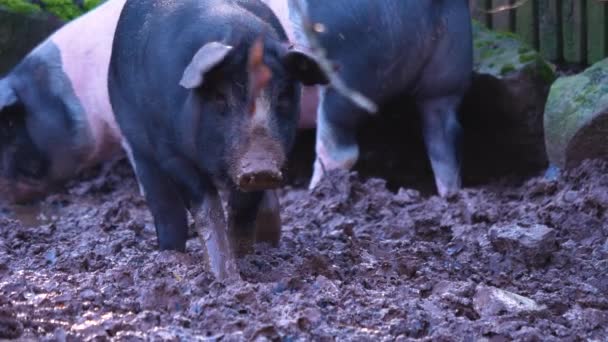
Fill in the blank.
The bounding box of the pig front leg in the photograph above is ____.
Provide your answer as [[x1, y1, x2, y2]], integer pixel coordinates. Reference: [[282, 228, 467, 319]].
[[309, 87, 364, 189], [130, 152, 189, 251], [192, 190, 240, 282], [418, 96, 464, 198], [226, 189, 281, 257]]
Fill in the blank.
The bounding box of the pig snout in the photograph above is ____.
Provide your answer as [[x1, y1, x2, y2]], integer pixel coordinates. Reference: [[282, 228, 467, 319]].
[[231, 129, 286, 192]]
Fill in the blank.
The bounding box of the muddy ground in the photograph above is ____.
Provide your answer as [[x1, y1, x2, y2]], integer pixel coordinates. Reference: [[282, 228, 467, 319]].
[[1, 138, 608, 341]]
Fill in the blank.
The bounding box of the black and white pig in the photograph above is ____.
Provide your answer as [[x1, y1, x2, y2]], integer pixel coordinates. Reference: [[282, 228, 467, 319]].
[[0, 0, 128, 203], [107, 0, 328, 280], [282, 0, 474, 198]]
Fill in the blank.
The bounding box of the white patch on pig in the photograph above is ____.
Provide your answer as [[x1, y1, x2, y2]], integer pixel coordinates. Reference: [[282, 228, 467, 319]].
[[120, 139, 145, 198], [309, 88, 358, 190], [49, 0, 127, 166], [252, 92, 272, 130]]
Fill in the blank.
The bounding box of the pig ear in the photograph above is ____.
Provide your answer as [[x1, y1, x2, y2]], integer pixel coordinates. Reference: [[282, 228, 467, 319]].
[[283, 50, 329, 86], [0, 79, 18, 111], [179, 42, 233, 89]]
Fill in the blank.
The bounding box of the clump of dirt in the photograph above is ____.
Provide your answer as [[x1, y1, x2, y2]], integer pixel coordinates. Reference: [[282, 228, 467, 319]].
[[1, 157, 607, 341]]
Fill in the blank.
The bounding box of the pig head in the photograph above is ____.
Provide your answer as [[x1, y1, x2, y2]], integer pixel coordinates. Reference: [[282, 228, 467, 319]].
[[0, 77, 53, 203], [178, 38, 328, 193]]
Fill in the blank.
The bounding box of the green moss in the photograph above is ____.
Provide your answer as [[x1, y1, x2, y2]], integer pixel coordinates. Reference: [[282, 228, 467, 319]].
[[500, 64, 516, 75], [544, 58, 608, 166], [83, 0, 102, 11], [494, 31, 520, 40], [0, 0, 41, 15], [0, 0, 101, 20], [519, 52, 537, 64], [534, 57, 556, 84], [41, 0, 82, 20]]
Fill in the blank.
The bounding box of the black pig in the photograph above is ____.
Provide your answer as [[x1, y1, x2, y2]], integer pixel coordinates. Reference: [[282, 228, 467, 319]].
[[108, 0, 328, 280]]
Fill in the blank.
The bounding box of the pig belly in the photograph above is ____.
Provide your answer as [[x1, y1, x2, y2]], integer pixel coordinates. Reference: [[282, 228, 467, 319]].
[[50, 0, 127, 165]]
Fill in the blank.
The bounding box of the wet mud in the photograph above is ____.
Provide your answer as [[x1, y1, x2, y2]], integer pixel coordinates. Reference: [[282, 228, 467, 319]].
[[1, 149, 607, 340]]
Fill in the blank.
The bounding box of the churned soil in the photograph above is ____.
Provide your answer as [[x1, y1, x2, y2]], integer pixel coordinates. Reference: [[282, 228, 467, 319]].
[[0, 154, 607, 341]]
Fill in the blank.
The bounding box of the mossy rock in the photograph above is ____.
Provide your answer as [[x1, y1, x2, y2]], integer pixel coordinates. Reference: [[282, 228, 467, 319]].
[[459, 22, 557, 180], [0, 0, 104, 21], [0, 1, 106, 73], [544, 58, 608, 169], [473, 21, 556, 83], [0, 9, 63, 74]]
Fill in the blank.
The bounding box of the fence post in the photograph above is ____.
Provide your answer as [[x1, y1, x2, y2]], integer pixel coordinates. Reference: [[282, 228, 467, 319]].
[[587, 0, 608, 64], [516, 0, 537, 49], [538, 0, 561, 61], [562, 0, 585, 64], [492, 0, 513, 31]]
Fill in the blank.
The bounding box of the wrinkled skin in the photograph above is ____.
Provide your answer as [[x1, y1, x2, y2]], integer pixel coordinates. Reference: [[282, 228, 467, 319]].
[[0, 0, 126, 204], [108, 0, 328, 280], [297, 0, 473, 198]]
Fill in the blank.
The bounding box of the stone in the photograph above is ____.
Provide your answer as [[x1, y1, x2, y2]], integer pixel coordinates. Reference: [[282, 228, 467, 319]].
[[460, 21, 556, 181], [489, 223, 558, 266], [0, 1, 108, 74], [0, 9, 62, 74], [473, 285, 546, 317], [544, 58, 608, 169]]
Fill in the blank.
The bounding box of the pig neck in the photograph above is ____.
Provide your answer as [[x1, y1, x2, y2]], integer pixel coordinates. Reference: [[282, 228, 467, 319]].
[[47, 0, 127, 166]]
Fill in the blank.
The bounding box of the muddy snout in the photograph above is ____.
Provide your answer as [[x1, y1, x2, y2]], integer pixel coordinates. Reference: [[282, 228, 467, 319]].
[[232, 136, 286, 192]]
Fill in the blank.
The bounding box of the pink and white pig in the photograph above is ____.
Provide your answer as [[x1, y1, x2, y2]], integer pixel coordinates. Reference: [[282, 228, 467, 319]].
[[0, 0, 130, 203]]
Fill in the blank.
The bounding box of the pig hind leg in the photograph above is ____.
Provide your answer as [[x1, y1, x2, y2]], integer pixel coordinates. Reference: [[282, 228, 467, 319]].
[[417, 95, 463, 198], [130, 151, 189, 251], [414, 4, 472, 197], [309, 87, 367, 189], [226, 189, 281, 257], [121, 139, 146, 197]]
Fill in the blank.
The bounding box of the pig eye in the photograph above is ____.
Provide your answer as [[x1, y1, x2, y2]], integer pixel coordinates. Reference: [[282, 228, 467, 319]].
[[207, 88, 229, 109]]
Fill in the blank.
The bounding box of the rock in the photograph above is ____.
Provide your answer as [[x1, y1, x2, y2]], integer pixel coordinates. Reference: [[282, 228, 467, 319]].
[[473, 285, 546, 317], [0, 9, 62, 74], [0, 1, 108, 73], [0, 309, 22, 339], [0, 0, 105, 21], [79, 288, 97, 301], [460, 21, 556, 181], [544, 58, 608, 169], [489, 223, 558, 266], [563, 304, 608, 332]]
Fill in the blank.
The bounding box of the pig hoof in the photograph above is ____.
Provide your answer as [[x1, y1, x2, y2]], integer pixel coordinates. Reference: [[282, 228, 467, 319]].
[[438, 186, 460, 200], [308, 159, 325, 190], [435, 175, 461, 199], [236, 170, 283, 192]]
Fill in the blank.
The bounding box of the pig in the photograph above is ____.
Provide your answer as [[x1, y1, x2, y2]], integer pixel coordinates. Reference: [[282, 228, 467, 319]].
[[0, 0, 128, 204], [107, 0, 328, 280], [258, 0, 319, 130], [286, 0, 473, 197]]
